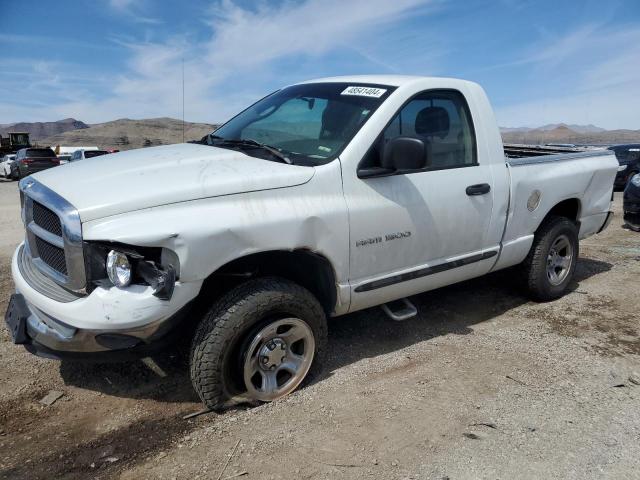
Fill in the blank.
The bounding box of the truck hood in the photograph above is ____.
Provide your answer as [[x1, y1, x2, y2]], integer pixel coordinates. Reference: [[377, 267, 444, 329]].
[[33, 143, 315, 222]]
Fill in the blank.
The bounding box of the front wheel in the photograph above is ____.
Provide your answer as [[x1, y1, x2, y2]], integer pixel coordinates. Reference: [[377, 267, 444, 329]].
[[189, 277, 327, 410], [520, 216, 579, 301]]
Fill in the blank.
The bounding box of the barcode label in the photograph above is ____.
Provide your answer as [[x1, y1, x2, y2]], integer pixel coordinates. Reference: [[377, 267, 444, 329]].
[[341, 86, 387, 98]]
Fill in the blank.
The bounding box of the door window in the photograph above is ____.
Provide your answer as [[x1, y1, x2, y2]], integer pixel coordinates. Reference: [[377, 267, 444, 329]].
[[368, 90, 477, 171]]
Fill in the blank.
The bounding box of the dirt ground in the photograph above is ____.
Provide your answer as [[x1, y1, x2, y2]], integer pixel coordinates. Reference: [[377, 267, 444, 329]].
[[0, 178, 639, 480]]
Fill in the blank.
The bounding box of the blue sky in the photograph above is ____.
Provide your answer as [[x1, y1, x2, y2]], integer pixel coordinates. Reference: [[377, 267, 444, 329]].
[[1, 0, 639, 129]]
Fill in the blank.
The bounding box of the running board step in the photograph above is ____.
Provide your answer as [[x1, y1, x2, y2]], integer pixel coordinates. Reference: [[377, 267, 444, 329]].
[[381, 298, 417, 321]]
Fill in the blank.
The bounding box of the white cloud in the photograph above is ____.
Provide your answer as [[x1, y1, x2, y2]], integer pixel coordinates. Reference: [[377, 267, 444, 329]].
[[495, 23, 640, 129], [107, 0, 162, 24], [7, 1, 639, 131], [496, 89, 640, 131], [3, 0, 433, 124], [204, 0, 428, 70]]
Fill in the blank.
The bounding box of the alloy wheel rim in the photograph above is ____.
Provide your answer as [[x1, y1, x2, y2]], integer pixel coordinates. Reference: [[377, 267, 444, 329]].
[[242, 318, 315, 402], [546, 234, 573, 286]]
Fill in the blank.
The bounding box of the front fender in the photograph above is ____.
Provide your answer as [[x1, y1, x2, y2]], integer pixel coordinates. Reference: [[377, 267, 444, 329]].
[[81, 162, 350, 289]]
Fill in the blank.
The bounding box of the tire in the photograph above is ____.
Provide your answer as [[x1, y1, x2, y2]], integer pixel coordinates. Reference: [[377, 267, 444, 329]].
[[189, 277, 327, 410], [520, 216, 579, 301]]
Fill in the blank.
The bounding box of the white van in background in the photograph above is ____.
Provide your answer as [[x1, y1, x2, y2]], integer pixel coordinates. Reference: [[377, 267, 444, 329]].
[[69, 149, 111, 162], [53, 146, 98, 164]]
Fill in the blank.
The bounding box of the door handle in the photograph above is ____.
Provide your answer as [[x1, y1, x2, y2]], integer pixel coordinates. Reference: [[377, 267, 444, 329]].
[[466, 183, 491, 196]]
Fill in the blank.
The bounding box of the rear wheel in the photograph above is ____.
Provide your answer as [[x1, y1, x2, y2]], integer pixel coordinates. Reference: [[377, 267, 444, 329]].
[[520, 216, 579, 301], [189, 277, 327, 410]]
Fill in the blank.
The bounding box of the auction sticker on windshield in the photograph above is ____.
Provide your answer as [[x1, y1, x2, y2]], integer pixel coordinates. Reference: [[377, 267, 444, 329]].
[[341, 86, 387, 98]]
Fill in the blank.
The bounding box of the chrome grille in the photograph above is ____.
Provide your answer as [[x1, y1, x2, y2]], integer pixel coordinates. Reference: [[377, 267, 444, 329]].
[[20, 178, 86, 293], [35, 236, 68, 275], [33, 201, 63, 236], [17, 245, 80, 303]]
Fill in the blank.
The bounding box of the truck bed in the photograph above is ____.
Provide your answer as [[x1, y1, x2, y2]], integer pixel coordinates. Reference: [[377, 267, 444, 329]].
[[499, 147, 617, 270], [506, 149, 610, 166], [503, 143, 599, 159]]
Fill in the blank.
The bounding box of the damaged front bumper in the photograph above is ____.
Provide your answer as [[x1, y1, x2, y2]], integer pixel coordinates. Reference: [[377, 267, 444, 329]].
[[4, 292, 191, 361], [6, 243, 201, 361]]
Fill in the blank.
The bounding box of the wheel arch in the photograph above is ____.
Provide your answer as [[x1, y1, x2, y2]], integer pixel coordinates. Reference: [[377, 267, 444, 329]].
[[196, 249, 339, 315], [536, 198, 581, 232]]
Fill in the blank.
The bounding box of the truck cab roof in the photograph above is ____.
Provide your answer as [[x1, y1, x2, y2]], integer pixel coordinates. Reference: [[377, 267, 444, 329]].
[[297, 75, 477, 88]]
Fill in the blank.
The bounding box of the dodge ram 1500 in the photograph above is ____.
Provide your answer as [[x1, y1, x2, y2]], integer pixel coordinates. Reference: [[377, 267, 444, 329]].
[[5, 76, 617, 409]]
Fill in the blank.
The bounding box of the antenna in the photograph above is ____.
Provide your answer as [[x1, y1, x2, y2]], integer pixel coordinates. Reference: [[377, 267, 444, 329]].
[[182, 57, 185, 143]]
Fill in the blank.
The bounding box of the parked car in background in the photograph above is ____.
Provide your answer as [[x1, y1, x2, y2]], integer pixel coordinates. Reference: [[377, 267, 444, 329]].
[[608, 144, 640, 189], [14, 148, 59, 179], [69, 149, 110, 162], [54, 146, 99, 165], [54, 145, 98, 156], [0, 154, 17, 179], [623, 173, 640, 231]]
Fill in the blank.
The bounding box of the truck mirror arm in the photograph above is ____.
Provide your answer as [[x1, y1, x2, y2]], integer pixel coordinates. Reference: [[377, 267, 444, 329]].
[[357, 165, 427, 179], [356, 166, 396, 179]]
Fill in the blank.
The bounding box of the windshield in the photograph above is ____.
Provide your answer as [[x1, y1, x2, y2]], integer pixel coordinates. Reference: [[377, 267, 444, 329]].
[[209, 82, 395, 165]]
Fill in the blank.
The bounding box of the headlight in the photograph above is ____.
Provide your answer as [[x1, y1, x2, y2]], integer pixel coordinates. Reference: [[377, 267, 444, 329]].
[[618, 164, 628, 171], [631, 174, 640, 188], [106, 250, 132, 287], [85, 243, 177, 300]]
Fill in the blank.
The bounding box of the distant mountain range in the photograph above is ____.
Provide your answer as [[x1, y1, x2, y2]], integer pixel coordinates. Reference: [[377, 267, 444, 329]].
[[2, 118, 639, 148], [500, 123, 607, 134], [38, 117, 217, 151], [500, 123, 640, 145], [0, 118, 89, 140]]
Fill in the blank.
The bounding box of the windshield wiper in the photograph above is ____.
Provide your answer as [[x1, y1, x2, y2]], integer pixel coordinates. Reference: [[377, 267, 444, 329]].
[[209, 137, 292, 164]]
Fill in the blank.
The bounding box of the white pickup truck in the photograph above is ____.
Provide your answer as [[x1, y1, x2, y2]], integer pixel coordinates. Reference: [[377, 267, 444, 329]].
[[5, 76, 617, 409]]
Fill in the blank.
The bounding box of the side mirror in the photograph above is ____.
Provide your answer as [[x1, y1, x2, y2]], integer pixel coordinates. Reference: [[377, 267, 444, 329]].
[[382, 136, 427, 172]]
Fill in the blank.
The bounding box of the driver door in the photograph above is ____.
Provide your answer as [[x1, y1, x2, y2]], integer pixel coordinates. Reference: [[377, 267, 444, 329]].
[[343, 89, 498, 311]]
